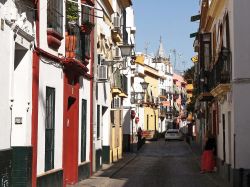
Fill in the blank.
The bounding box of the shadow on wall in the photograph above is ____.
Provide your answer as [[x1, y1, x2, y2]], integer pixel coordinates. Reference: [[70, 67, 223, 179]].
[[0, 0, 6, 4], [102, 82, 107, 101], [122, 109, 131, 133]]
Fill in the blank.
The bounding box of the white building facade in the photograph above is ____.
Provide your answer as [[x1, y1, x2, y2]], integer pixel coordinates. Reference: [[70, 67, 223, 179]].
[[194, 1, 250, 186], [0, 0, 35, 185]]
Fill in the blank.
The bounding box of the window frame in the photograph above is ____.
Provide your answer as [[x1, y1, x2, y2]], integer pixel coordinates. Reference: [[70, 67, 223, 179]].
[[47, 0, 63, 35], [45, 86, 55, 172], [81, 99, 87, 162]]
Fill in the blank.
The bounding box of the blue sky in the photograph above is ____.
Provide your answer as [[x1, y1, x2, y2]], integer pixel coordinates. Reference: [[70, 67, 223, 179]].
[[133, 0, 200, 72]]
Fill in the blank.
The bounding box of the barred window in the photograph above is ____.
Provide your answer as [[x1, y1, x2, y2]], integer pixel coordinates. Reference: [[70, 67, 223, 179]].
[[47, 0, 63, 35], [45, 87, 55, 171]]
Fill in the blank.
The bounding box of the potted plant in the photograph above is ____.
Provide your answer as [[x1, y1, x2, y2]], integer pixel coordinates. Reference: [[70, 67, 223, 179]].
[[81, 20, 95, 34], [65, 1, 79, 58], [66, 1, 79, 26]]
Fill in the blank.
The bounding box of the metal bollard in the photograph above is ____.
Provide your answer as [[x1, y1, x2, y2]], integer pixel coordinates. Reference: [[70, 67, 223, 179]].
[[239, 168, 244, 187], [247, 173, 250, 187]]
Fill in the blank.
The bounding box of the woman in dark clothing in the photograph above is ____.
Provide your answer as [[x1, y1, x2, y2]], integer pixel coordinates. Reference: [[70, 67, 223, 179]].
[[200, 132, 216, 173], [137, 127, 143, 150]]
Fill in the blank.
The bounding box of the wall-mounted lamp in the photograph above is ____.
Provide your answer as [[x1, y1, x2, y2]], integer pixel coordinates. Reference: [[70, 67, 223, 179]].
[[140, 81, 149, 91], [118, 44, 134, 57], [101, 43, 134, 69]]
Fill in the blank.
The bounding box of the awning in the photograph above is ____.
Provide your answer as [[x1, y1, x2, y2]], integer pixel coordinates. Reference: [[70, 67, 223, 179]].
[[111, 88, 121, 94], [162, 101, 170, 107], [119, 92, 128, 98], [198, 92, 214, 101]]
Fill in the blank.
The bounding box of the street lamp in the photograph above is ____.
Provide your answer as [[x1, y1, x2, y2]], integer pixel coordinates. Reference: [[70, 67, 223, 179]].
[[140, 81, 149, 91], [140, 81, 149, 102], [118, 44, 134, 57], [101, 44, 134, 68]]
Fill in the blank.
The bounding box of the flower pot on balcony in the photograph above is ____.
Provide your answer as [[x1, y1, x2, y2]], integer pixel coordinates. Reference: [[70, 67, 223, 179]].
[[81, 21, 95, 34]]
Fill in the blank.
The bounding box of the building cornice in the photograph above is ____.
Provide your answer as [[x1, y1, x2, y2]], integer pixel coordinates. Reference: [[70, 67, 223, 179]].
[[118, 0, 132, 8], [204, 0, 227, 31]]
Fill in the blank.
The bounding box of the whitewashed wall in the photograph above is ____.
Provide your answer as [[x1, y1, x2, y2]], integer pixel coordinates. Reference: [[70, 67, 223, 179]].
[[231, 0, 250, 169], [0, 0, 34, 149], [78, 78, 91, 163], [0, 18, 13, 150], [39, 0, 65, 56], [95, 0, 111, 149], [217, 99, 232, 164], [11, 48, 32, 146], [37, 60, 64, 175], [96, 81, 110, 147]]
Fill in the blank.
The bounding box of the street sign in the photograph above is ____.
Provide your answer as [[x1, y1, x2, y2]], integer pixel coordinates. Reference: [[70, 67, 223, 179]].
[[191, 55, 198, 63]]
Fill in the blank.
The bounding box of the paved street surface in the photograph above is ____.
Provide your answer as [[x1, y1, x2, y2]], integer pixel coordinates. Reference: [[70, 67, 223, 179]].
[[74, 140, 230, 187]]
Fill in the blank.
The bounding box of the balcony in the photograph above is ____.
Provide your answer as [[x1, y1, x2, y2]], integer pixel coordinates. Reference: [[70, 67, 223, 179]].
[[120, 74, 128, 97], [159, 89, 167, 99], [81, 5, 95, 35], [111, 70, 122, 94], [166, 86, 173, 94], [209, 52, 231, 98], [111, 71, 128, 97], [63, 25, 89, 75], [111, 13, 122, 43], [65, 26, 83, 62], [131, 92, 144, 104]]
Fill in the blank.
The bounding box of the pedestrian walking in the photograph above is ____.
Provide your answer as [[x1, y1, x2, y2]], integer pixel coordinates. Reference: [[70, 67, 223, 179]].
[[200, 131, 216, 173], [137, 127, 143, 150]]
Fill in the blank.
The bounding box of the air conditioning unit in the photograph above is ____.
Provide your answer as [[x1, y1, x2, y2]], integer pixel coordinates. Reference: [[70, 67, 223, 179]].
[[113, 16, 120, 29], [112, 97, 121, 109], [113, 47, 121, 60], [97, 65, 108, 80]]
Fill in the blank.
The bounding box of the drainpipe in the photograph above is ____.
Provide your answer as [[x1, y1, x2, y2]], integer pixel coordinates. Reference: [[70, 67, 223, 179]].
[[89, 1, 95, 175], [31, 0, 40, 186]]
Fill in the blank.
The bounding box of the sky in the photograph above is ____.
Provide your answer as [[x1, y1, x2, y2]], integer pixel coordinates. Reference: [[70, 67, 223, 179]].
[[133, 0, 200, 72]]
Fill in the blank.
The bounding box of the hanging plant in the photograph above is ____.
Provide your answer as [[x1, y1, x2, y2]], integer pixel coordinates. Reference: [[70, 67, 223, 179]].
[[66, 1, 79, 24]]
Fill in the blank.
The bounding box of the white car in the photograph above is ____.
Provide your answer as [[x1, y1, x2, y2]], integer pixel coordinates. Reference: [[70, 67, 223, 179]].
[[165, 129, 184, 141]]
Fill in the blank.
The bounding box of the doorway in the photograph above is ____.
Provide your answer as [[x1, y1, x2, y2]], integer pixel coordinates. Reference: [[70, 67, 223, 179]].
[[63, 72, 79, 186]]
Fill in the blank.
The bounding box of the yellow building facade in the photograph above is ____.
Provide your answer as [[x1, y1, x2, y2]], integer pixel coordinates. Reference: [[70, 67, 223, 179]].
[[143, 64, 160, 132]]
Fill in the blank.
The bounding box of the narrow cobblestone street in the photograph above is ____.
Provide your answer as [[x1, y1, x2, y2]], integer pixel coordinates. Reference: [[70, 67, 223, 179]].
[[75, 140, 230, 187]]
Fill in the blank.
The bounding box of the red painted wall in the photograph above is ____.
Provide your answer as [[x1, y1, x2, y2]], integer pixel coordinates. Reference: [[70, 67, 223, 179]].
[[63, 71, 79, 186]]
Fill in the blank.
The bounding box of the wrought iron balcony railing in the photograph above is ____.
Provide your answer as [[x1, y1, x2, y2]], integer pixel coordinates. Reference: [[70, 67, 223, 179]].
[[209, 53, 231, 90], [65, 26, 84, 62], [112, 70, 122, 89]]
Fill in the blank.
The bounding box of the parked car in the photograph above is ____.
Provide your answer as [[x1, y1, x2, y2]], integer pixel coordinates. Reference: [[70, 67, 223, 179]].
[[165, 129, 184, 141]]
